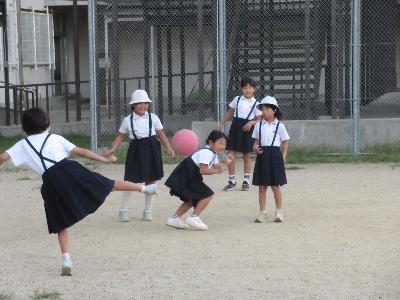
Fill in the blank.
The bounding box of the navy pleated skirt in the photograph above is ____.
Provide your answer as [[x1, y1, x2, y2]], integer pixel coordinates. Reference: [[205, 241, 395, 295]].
[[165, 158, 214, 208], [124, 135, 164, 183], [41, 159, 115, 234], [226, 117, 255, 153], [252, 146, 287, 186]]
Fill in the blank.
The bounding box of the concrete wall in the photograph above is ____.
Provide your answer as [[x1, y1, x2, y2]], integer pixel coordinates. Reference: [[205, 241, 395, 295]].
[[192, 119, 400, 149]]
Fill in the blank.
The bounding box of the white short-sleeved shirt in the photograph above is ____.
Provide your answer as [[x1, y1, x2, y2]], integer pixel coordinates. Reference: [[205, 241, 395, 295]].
[[6, 133, 76, 175], [228, 96, 262, 120], [190, 146, 219, 169], [119, 112, 163, 139], [252, 119, 290, 147]]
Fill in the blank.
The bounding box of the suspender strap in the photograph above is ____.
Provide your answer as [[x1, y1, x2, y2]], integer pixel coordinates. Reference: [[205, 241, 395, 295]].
[[24, 134, 57, 171], [130, 114, 138, 139], [245, 100, 258, 120], [258, 122, 280, 147], [235, 96, 241, 118], [270, 122, 280, 147], [130, 112, 153, 139], [148, 112, 153, 137]]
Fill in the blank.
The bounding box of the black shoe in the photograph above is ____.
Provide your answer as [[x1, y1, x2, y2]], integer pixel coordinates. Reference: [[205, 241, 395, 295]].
[[241, 181, 250, 191], [223, 181, 236, 191]]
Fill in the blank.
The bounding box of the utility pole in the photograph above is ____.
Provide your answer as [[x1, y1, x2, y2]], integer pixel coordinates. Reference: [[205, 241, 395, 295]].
[[16, 0, 24, 88], [0, 0, 10, 125], [73, 0, 81, 121]]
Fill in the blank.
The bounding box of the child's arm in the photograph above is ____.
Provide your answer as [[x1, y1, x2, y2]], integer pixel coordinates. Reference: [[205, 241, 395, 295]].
[[199, 163, 225, 175], [199, 154, 233, 175], [253, 139, 263, 155], [156, 129, 175, 157], [0, 152, 11, 167], [281, 140, 288, 163], [106, 133, 125, 157], [72, 147, 116, 163], [217, 108, 235, 129], [243, 115, 261, 132]]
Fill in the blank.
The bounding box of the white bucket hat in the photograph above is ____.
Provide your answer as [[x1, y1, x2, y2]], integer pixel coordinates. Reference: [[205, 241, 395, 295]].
[[256, 96, 278, 110], [128, 89, 152, 105]]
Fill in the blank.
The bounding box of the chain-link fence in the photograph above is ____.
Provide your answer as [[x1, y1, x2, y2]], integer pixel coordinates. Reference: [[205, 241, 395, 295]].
[[90, 0, 400, 150]]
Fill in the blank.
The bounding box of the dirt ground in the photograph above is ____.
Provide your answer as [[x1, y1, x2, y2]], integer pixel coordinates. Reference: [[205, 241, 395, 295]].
[[0, 161, 399, 300]]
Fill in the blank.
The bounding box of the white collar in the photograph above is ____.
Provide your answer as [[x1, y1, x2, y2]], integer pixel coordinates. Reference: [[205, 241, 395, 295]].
[[132, 111, 149, 119], [262, 118, 278, 125], [240, 96, 255, 102]]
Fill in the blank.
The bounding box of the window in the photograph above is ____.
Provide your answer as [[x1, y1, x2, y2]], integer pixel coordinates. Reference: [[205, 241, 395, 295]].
[[21, 11, 54, 66]]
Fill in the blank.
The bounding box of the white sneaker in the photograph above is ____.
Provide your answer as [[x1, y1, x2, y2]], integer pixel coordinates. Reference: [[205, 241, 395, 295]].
[[166, 216, 189, 229], [274, 209, 284, 222], [61, 259, 72, 276], [185, 215, 208, 230], [119, 209, 130, 222], [144, 184, 157, 195], [254, 212, 268, 223], [143, 209, 153, 221]]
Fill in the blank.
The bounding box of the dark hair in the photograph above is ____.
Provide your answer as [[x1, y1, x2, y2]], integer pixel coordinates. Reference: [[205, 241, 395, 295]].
[[206, 130, 228, 144], [22, 108, 50, 135], [259, 104, 283, 121], [130, 102, 150, 112], [240, 77, 256, 88]]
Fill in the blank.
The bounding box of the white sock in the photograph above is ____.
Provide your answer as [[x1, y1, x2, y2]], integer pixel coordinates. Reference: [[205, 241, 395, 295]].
[[260, 210, 266, 214], [144, 194, 154, 211], [243, 173, 251, 183], [120, 191, 132, 211], [228, 175, 236, 184], [140, 185, 146, 193], [62, 253, 71, 261]]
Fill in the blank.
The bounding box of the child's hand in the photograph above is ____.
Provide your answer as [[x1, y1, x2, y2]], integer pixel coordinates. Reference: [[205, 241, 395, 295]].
[[167, 147, 176, 158], [243, 121, 254, 132], [106, 154, 117, 163], [225, 153, 234, 165], [105, 149, 114, 158], [215, 164, 226, 174], [254, 145, 263, 155]]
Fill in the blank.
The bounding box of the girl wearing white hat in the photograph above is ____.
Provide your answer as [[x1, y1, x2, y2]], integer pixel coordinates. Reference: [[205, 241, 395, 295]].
[[107, 90, 175, 222], [252, 96, 290, 223]]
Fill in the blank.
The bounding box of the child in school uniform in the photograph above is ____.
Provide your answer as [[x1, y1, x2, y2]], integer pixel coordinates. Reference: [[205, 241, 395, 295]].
[[106, 89, 175, 222], [165, 130, 233, 231], [0, 108, 157, 276], [218, 77, 261, 191], [252, 96, 290, 223]]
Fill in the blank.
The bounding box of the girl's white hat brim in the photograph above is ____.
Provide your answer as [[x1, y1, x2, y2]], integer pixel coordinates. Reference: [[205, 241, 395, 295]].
[[256, 96, 278, 110], [128, 89, 152, 105]]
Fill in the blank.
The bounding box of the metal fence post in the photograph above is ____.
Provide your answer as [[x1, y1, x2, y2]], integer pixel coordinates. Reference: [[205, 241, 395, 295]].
[[217, 0, 226, 125], [88, 0, 98, 152], [351, 0, 361, 154]]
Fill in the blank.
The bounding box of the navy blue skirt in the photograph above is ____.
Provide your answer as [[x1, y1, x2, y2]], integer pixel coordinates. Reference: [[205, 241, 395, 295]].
[[252, 146, 287, 186], [226, 117, 255, 153], [124, 135, 164, 183], [165, 158, 214, 208], [41, 159, 115, 234]]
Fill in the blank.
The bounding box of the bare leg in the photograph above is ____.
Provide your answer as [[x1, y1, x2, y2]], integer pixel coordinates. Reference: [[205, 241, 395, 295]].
[[58, 229, 69, 254], [227, 151, 236, 176], [258, 185, 268, 211], [193, 196, 212, 216], [174, 201, 193, 217], [271, 186, 282, 209], [243, 152, 252, 174], [112, 181, 142, 192]]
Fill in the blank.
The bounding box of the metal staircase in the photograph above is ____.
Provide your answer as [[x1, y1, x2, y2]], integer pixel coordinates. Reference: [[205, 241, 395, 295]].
[[227, 0, 328, 119]]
